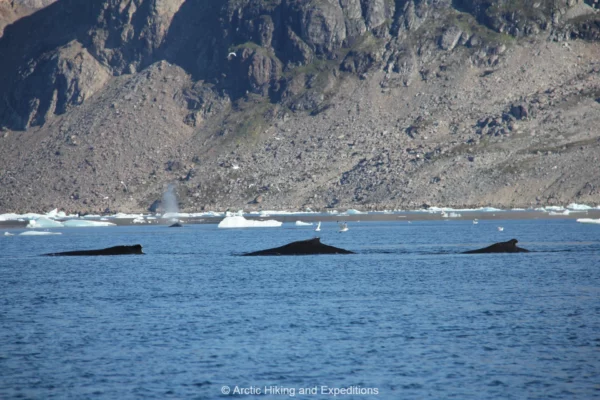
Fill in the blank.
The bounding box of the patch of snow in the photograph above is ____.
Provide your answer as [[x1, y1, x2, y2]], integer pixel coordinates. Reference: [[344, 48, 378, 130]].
[[218, 215, 282, 228]]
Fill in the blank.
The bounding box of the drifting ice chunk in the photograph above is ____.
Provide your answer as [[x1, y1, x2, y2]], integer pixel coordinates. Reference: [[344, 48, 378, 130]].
[[295, 221, 313, 226], [27, 217, 64, 228], [63, 220, 116, 227], [576, 218, 600, 224], [4, 232, 14, 236], [218, 215, 282, 228], [20, 231, 62, 236], [132, 217, 145, 224]]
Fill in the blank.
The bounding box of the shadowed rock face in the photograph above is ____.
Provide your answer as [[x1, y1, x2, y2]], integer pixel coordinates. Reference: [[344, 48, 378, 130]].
[[44, 244, 144, 256], [463, 239, 529, 254], [243, 238, 354, 256]]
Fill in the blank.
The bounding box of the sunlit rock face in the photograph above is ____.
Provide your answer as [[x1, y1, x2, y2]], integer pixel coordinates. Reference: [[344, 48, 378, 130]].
[[0, 0, 598, 213]]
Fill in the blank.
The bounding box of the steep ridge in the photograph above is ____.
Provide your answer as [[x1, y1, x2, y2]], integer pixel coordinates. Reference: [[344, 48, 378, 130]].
[[0, 0, 56, 38], [0, 0, 599, 213]]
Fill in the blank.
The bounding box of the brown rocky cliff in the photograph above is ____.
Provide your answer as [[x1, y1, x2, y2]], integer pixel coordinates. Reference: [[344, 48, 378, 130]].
[[0, 0, 599, 213]]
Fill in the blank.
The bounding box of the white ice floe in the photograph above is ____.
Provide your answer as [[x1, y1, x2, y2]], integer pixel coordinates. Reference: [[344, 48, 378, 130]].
[[346, 209, 367, 215], [63, 220, 116, 227], [542, 206, 566, 211], [4, 232, 14, 236], [549, 210, 570, 216], [112, 213, 144, 219], [162, 212, 192, 219], [45, 209, 70, 219], [441, 211, 462, 218], [26, 217, 64, 229], [567, 203, 593, 211], [427, 206, 502, 213], [82, 214, 102, 219], [19, 231, 62, 236], [218, 215, 282, 228], [295, 221, 313, 226], [0, 213, 44, 221], [576, 218, 600, 224], [132, 217, 145, 224]]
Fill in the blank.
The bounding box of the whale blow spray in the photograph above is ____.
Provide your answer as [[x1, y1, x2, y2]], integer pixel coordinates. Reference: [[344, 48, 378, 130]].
[[162, 184, 179, 217]]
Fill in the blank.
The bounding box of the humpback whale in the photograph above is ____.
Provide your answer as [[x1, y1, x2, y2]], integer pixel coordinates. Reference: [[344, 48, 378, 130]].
[[168, 222, 183, 227], [463, 239, 529, 254], [44, 244, 144, 256], [243, 238, 354, 256]]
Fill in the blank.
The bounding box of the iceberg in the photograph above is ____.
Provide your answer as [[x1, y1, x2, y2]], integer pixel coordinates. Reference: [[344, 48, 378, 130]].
[[218, 215, 282, 228], [19, 231, 62, 236], [63, 220, 116, 227], [576, 218, 600, 224], [132, 217, 145, 224], [295, 221, 313, 226], [4, 232, 14, 236], [26, 217, 64, 229], [45, 208, 59, 218]]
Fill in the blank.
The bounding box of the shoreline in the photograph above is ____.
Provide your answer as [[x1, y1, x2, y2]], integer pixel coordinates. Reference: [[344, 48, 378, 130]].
[[2, 209, 599, 229]]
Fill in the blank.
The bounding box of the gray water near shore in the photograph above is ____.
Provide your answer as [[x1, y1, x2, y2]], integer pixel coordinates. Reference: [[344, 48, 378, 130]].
[[1, 219, 599, 399]]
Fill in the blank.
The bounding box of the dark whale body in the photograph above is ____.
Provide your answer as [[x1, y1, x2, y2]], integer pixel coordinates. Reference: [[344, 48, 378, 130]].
[[44, 244, 144, 256], [463, 239, 529, 254], [168, 222, 183, 227], [243, 238, 354, 256]]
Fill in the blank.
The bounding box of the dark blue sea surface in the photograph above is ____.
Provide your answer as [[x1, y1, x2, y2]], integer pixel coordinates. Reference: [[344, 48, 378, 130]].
[[1, 219, 599, 399]]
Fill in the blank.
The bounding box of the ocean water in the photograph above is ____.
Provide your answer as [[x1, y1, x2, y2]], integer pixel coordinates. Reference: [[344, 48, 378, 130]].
[[1, 219, 599, 399]]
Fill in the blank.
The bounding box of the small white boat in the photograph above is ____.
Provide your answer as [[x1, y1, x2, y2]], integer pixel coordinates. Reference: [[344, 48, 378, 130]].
[[497, 226, 504, 231], [338, 222, 349, 232], [315, 221, 321, 232]]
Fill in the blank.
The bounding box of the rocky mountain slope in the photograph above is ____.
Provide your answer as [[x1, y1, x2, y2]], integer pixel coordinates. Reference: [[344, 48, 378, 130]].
[[0, 0, 599, 213], [0, 0, 55, 38]]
